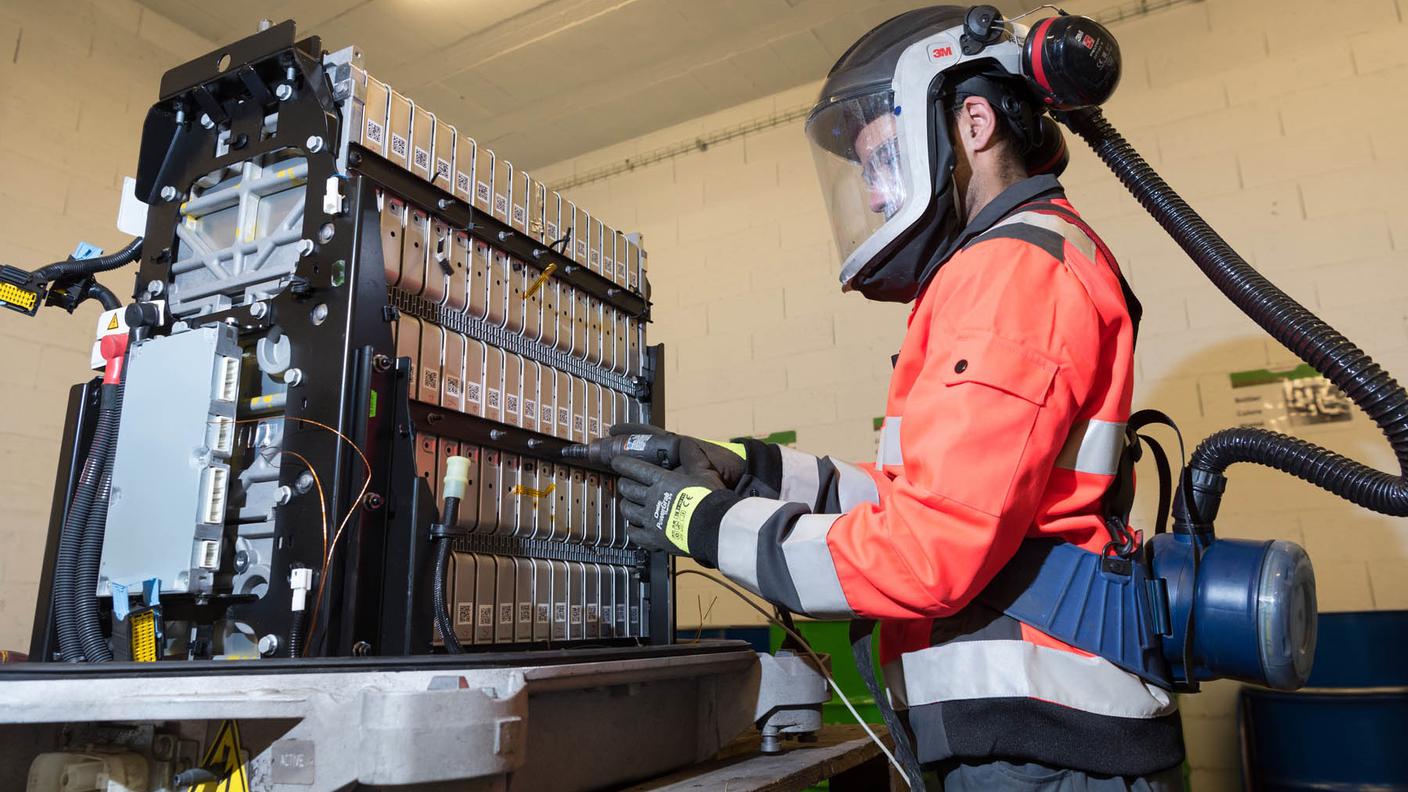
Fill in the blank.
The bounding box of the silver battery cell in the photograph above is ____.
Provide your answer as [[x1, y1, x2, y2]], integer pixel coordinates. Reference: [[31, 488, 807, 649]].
[[569, 288, 588, 361], [467, 239, 491, 321], [474, 147, 494, 214], [434, 438, 457, 505], [505, 257, 526, 334], [551, 560, 569, 641], [487, 249, 510, 328], [583, 471, 601, 547], [477, 449, 501, 535], [589, 217, 604, 275], [600, 223, 616, 285], [538, 367, 557, 439], [514, 557, 534, 642], [568, 561, 584, 640], [395, 315, 420, 389], [539, 279, 560, 351], [603, 305, 618, 374], [464, 336, 485, 417], [446, 230, 470, 312], [569, 468, 587, 543], [574, 205, 590, 266], [511, 170, 529, 233], [521, 360, 539, 434], [571, 375, 588, 444], [616, 566, 631, 637], [585, 296, 603, 366], [424, 216, 451, 304], [358, 70, 390, 156], [449, 552, 475, 643], [598, 564, 614, 638], [584, 563, 601, 639], [553, 465, 571, 542], [544, 191, 562, 243], [516, 458, 539, 538], [528, 180, 548, 243], [492, 156, 512, 223], [613, 309, 629, 374], [535, 460, 554, 540], [411, 102, 434, 180], [614, 230, 630, 288], [498, 454, 521, 537], [502, 352, 522, 427], [483, 345, 504, 422], [441, 329, 464, 411], [415, 434, 437, 497], [523, 264, 542, 343], [632, 576, 645, 638], [588, 382, 603, 441], [474, 554, 496, 644], [380, 193, 405, 288], [453, 134, 475, 203], [495, 555, 515, 643], [387, 89, 412, 168], [417, 319, 442, 405], [401, 207, 429, 296], [532, 558, 552, 642], [433, 119, 456, 192], [555, 369, 572, 441]]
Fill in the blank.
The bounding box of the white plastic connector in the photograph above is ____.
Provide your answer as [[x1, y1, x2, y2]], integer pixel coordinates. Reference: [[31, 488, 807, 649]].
[[209, 415, 234, 456], [201, 466, 228, 525], [443, 455, 471, 501], [214, 355, 239, 402], [198, 539, 221, 570], [289, 567, 314, 612]]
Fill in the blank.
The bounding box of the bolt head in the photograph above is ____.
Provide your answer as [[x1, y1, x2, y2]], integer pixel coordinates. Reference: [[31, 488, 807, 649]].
[[160, 185, 179, 202], [276, 485, 293, 505], [146, 280, 164, 296], [306, 135, 324, 153], [298, 239, 315, 256], [295, 471, 315, 494], [275, 83, 294, 101], [283, 368, 303, 386], [258, 634, 280, 656], [249, 301, 268, 318], [199, 113, 215, 129]]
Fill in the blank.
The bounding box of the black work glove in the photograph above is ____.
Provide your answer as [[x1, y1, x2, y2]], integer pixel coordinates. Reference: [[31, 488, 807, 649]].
[[612, 455, 737, 564], [609, 423, 747, 489]]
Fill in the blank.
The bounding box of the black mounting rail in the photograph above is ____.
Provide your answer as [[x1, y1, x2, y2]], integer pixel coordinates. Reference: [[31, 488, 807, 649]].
[[450, 534, 645, 568], [409, 401, 611, 476], [349, 146, 650, 320]]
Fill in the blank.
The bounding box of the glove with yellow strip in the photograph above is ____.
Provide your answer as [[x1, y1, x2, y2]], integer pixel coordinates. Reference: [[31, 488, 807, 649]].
[[608, 423, 746, 488], [611, 455, 738, 563]]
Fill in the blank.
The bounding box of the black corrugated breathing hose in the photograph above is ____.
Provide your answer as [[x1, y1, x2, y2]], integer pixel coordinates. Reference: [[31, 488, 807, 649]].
[[30, 237, 143, 285], [1060, 107, 1408, 517]]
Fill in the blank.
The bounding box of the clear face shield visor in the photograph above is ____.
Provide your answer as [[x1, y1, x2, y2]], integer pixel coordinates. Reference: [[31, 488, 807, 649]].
[[805, 89, 915, 275]]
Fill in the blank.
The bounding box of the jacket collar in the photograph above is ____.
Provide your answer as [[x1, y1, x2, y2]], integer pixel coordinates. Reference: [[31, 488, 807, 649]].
[[926, 174, 1066, 271]]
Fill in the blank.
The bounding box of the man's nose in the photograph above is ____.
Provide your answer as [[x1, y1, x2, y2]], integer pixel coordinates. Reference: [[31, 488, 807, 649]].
[[868, 187, 889, 214]]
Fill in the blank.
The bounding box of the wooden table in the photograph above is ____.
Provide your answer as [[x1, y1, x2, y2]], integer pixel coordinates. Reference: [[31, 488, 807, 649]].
[[624, 724, 895, 791]]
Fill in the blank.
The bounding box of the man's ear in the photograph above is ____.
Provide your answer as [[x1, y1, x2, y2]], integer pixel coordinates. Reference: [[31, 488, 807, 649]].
[[956, 96, 1000, 154]]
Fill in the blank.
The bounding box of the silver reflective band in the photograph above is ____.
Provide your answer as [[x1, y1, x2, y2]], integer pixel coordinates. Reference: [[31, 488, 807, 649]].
[[1055, 418, 1126, 476], [993, 210, 1098, 262], [898, 639, 1176, 719], [883, 660, 910, 709], [875, 416, 903, 470], [778, 445, 821, 506], [833, 458, 881, 510], [779, 514, 854, 619], [716, 497, 783, 596]]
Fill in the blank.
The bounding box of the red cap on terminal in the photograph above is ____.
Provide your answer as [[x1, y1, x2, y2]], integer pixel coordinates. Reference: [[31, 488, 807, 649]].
[[100, 333, 129, 385]]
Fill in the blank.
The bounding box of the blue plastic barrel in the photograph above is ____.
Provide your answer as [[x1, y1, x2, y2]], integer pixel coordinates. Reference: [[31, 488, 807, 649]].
[[1239, 610, 1408, 789]]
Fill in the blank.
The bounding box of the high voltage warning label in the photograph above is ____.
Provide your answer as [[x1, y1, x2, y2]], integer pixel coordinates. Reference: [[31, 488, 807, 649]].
[[194, 719, 249, 792]]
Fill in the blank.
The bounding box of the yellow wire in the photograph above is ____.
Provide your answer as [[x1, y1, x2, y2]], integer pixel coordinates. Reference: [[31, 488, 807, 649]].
[[281, 450, 327, 659], [674, 568, 911, 788]]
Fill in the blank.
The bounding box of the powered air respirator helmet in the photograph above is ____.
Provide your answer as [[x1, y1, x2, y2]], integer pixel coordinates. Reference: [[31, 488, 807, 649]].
[[805, 6, 1114, 303], [808, 5, 1320, 693]]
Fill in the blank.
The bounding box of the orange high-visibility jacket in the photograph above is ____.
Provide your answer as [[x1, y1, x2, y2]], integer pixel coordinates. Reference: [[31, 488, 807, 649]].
[[712, 177, 1184, 775]]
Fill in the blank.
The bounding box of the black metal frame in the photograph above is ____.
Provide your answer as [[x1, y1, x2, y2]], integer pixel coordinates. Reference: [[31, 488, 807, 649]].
[[31, 19, 672, 661]]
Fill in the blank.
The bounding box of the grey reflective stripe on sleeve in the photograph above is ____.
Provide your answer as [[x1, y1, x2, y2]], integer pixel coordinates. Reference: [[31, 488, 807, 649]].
[[716, 497, 782, 595], [777, 445, 822, 507], [875, 416, 903, 470], [833, 458, 880, 511], [991, 210, 1098, 262], [897, 639, 1176, 719], [883, 660, 909, 710], [1054, 419, 1126, 476], [778, 514, 853, 618]]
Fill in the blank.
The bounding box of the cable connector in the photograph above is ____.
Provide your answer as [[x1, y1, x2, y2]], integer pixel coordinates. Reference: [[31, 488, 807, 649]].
[[289, 567, 314, 612]]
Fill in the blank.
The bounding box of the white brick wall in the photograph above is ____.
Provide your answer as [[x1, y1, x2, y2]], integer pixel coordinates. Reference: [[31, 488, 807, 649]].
[[0, 0, 212, 652], [539, 0, 1408, 783]]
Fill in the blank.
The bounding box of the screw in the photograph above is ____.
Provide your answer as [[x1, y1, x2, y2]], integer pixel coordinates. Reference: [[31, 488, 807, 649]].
[[199, 113, 215, 129], [437, 198, 451, 210], [283, 368, 303, 386], [276, 485, 293, 504], [249, 301, 268, 318], [306, 135, 324, 153], [373, 354, 393, 372], [295, 472, 315, 494], [159, 185, 179, 202], [489, 429, 507, 441], [426, 412, 443, 425], [234, 550, 249, 573], [258, 634, 280, 657], [498, 231, 512, 242], [311, 303, 328, 325], [364, 492, 383, 510], [352, 641, 371, 656], [318, 222, 335, 243], [275, 83, 294, 101], [146, 280, 164, 296], [298, 239, 315, 256], [348, 151, 362, 166]]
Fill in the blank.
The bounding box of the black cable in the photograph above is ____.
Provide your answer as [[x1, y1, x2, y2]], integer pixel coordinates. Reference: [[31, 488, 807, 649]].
[[1061, 107, 1408, 518], [432, 496, 464, 653], [30, 237, 143, 285], [53, 386, 119, 662], [287, 608, 306, 658], [75, 382, 123, 662], [85, 281, 120, 311]]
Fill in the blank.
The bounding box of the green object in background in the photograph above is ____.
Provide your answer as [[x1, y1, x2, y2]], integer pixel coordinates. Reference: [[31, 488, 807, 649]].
[[770, 620, 885, 725]]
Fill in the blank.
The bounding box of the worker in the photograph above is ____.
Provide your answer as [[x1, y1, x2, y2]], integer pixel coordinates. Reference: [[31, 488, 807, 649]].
[[611, 6, 1186, 790]]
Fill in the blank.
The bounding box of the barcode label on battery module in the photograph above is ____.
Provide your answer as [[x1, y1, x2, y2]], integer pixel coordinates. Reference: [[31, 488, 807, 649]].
[[391, 134, 408, 158], [457, 602, 474, 625]]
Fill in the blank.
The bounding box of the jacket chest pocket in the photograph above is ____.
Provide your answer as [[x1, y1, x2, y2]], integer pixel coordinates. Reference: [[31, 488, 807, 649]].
[[903, 330, 1059, 517]]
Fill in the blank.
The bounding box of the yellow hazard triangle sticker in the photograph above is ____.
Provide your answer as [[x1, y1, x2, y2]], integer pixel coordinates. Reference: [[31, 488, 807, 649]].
[[195, 719, 249, 792], [106, 314, 120, 331]]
